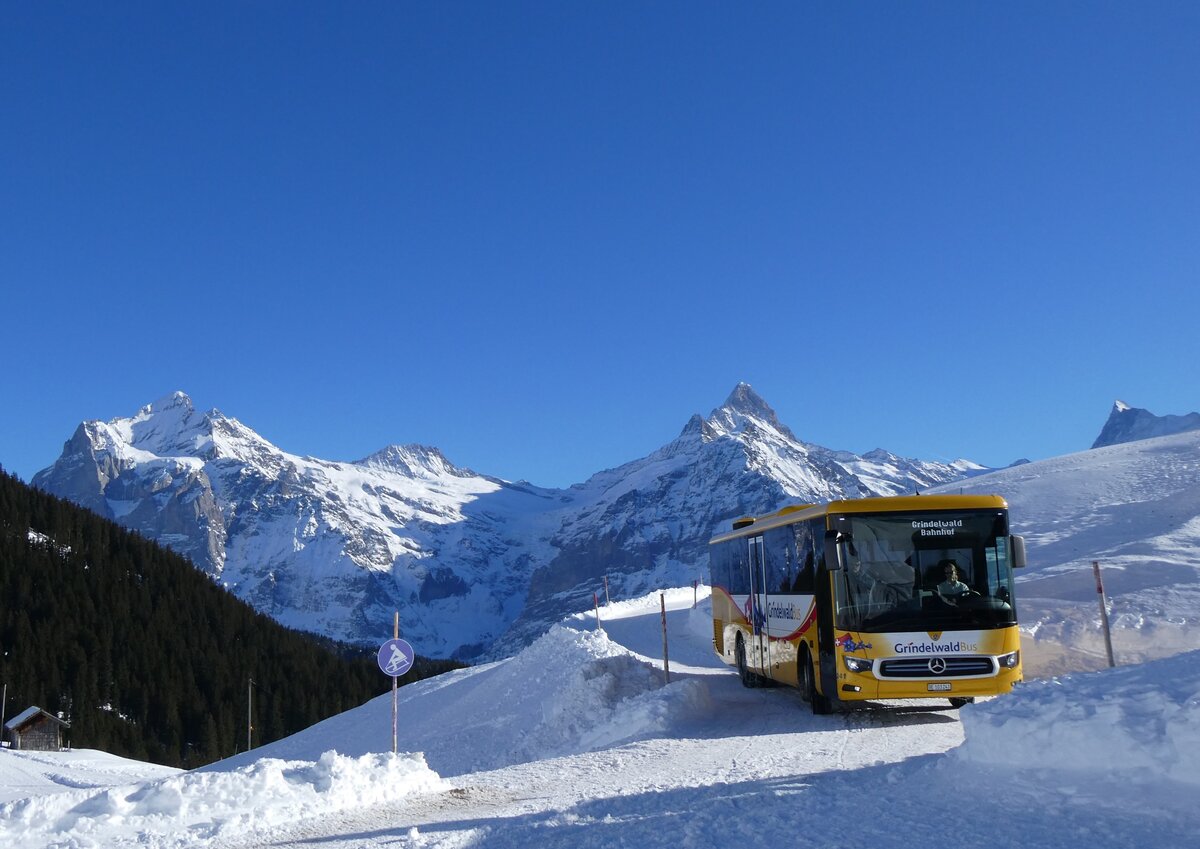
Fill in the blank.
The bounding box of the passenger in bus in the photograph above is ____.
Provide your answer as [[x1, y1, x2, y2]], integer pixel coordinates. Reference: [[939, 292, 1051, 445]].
[[937, 560, 970, 600]]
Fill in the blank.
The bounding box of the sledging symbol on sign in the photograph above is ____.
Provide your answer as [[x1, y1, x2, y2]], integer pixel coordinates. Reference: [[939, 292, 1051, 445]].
[[377, 638, 415, 678]]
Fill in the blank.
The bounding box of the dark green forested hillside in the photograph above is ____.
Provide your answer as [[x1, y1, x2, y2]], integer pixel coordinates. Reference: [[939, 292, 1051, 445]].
[[0, 468, 462, 767]]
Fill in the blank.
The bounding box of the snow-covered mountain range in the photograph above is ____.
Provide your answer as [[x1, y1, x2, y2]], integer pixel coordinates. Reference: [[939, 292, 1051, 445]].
[[31, 384, 979, 658]]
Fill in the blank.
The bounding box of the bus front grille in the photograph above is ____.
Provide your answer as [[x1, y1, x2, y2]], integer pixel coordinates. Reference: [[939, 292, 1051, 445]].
[[878, 656, 997, 679]]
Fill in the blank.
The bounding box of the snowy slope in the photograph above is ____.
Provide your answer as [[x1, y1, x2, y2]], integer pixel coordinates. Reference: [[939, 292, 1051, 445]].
[[927, 429, 1200, 674], [1, 588, 1196, 848]]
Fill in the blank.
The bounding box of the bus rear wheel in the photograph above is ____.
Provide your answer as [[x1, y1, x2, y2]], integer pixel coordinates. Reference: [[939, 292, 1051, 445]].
[[800, 648, 832, 715], [735, 634, 760, 688]]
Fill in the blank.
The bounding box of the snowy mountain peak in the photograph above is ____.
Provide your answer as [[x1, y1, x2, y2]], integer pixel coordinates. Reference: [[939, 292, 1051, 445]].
[[141, 390, 195, 417], [722, 382, 774, 418], [128, 393, 212, 455], [1092, 400, 1200, 449], [707, 383, 797, 441], [356, 444, 474, 479]]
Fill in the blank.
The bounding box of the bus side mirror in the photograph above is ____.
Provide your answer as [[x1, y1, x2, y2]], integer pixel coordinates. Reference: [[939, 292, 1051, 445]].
[[824, 530, 846, 571], [1010, 535, 1027, 568]]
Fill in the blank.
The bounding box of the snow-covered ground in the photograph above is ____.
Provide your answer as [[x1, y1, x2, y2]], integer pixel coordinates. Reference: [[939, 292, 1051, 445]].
[[2, 587, 1197, 848]]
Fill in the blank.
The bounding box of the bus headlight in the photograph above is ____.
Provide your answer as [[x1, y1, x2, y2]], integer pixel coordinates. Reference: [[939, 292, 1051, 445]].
[[998, 650, 1020, 669], [843, 656, 873, 674]]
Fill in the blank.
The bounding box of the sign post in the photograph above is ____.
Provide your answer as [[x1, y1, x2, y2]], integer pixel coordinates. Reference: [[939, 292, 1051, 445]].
[[377, 612, 415, 755]]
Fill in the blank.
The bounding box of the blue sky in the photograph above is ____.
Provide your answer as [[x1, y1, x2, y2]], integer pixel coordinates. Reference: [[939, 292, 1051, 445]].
[[2, 3, 1198, 488]]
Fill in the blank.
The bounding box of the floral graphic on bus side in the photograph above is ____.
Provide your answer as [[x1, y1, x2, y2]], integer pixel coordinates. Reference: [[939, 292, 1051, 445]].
[[836, 633, 873, 653]]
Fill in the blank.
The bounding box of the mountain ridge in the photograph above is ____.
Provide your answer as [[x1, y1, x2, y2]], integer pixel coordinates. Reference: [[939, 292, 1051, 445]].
[[33, 384, 985, 658], [1092, 399, 1200, 449]]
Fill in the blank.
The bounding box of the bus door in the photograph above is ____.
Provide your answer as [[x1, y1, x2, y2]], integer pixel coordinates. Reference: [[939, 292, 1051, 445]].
[[747, 535, 769, 670]]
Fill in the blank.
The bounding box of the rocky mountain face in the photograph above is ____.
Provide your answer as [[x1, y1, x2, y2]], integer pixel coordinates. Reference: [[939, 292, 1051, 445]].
[[1092, 400, 1200, 449], [33, 385, 980, 659]]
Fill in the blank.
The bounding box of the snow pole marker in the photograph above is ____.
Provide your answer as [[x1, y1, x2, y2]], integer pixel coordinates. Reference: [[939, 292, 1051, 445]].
[[393, 611, 399, 755], [247, 677, 254, 752], [1092, 561, 1116, 667], [660, 592, 671, 684], [594, 593, 604, 632]]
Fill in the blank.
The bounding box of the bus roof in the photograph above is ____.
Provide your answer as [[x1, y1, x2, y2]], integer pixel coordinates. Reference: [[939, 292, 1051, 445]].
[[708, 493, 1009, 544]]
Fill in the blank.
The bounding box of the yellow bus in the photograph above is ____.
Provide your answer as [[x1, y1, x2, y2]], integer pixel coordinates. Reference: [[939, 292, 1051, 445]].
[[709, 494, 1026, 713]]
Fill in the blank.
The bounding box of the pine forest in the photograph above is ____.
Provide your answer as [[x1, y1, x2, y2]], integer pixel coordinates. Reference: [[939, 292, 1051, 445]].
[[0, 468, 462, 767]]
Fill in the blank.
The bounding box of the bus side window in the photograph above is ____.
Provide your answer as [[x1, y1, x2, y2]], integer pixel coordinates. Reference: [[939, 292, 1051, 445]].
[[807, 519, 824, 588], [709, 543, 728, 591], [763, 528, 791, 593], [792, 522, 816, 593], [730, 541, 749, 595]]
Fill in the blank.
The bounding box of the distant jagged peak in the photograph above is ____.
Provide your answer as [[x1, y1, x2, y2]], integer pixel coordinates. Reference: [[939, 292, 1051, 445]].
[[117, 391, 214, 456], [78, 391, 273, 463], [139, 390, 195, 417], [723, 382, 773, 418], [705, 382, 798, 442], [356, 443, 474, 479], [1092, 399, 1200, 449], [676, 413, 718, 443]]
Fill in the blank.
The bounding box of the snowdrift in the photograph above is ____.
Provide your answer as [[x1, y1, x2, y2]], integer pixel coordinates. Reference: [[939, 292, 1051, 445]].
[[0, 753, 446, 844], [958, 649, 1200, 787], [210, 622, 713, 777], [0, 751, 445, 848]]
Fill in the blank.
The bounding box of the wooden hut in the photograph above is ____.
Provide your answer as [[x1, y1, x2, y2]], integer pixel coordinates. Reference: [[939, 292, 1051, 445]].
[[3, 706, 70, 751]]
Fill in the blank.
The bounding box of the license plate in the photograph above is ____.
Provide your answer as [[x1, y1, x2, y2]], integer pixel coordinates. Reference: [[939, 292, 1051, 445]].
[[927, 683, 952, 692]]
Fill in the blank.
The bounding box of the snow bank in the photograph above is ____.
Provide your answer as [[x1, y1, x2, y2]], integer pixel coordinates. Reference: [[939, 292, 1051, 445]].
[[0, 750, 447, 849], [957, 649, 1200, 786], [450, 624, 712, 767]]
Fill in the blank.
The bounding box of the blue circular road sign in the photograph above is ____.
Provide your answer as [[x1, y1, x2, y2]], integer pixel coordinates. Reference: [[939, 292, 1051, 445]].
[[377, 638, 415, 678]]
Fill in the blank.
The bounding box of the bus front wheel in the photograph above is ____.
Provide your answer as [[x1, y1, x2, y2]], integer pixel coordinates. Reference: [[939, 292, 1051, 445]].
[[800, 648, 833, 715], [948, 697, 975, 709]]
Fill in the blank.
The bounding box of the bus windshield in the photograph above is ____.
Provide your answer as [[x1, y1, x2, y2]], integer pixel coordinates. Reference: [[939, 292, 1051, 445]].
[[832, 510, 1017, 632]]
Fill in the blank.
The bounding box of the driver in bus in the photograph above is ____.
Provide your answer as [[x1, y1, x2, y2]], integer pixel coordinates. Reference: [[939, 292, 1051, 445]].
[[845, 557, 876, 604], [937, 559, 970, 600]]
